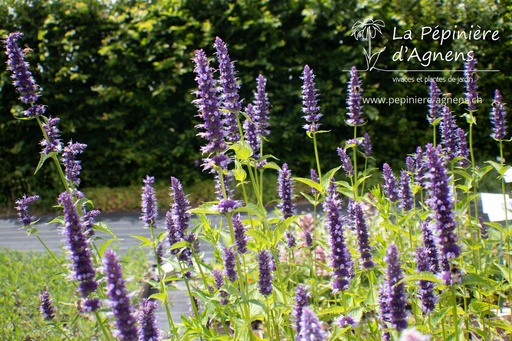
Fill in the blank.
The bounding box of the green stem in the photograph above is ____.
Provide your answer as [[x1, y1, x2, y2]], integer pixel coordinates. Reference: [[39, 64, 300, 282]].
[[452, 286, 460, 341], [499, 139, 511, 287], [312, 132, 322, 180]]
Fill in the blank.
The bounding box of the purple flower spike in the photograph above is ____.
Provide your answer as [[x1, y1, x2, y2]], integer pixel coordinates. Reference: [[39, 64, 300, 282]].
[[353, 201, 374, 269], [382, 163, 399, 202], [59, 192, 98, 298], [362, 132, 372, 158], [379, 280, 391, 324], [213, 269, 229, 305], [15, 194, 39, 226], [82, 208, 100, 239], [214, 37, 241, 143], [399, 170, 413, 211], [301, 65, 323, 133], [425, 144, 460, 281], [491, 89, 507, 140], [338, 316, 358, 328], [399, 328, 431, 341], [337, 147, 354, 177], [258, 250, 274, 295], [414, 146, 426, 188], [428, 80, 442, 124], [39, 290, 56, 320], [243, 104, 260, 158], [233, 214, 248, 254], [192, 49, 227, 155], [456, 128, 470, 167], [3, 32, 39, 104], [218, 198, 242, 214], [82, 298, 101, 313], [346, 66, 364, 126], [62, 141, 87, 186], [385, 244, 408, 331], [103, 250, 138, 341], [439, 106, 458, 161], [40, 117, 62, 154], [278, 163, 296, 219], [298, 307, 326, 341], [310, 169, 319, 195], [416, 247, 438, 314], [24, 104, 45, 117], [141, 176, 158, 228], [253, 74, 270, 138], [166, 177, 190, 249], [324, 180, 354, 291], [293, 284, 310, 337], [223, 246, 237, 282], [420, 220, 441, 273], [138, 298, 161, 341], [406, 156, 415, 174], [464, 52, 479, 111]]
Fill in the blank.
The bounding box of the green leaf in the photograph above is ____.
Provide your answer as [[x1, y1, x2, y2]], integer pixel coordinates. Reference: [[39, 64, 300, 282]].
[[294, 177, 323, 192], [98, 238, 117, 258], [485, 160, 511, 176], [431, 307, 451, 326], [148, 292, 167, 302], [402, 272, 442, 284], [469, 300, 499, 313], [189, 204, 219, 215], [93, 222, 117, 238], [462, 273, 497, 288], [494, 262, 512, 282], [233, 162, 247, 182], [169, 240, 189, 250], [300, 191, 318, 206], [262, 161, 281, 171], [318, 305, 346, 316], [34, 152, 57, 175], [231, 141, 253, 161], [246, 229, 271, 248], [321, 166, 342, 191], [130, 235, 153, 247]]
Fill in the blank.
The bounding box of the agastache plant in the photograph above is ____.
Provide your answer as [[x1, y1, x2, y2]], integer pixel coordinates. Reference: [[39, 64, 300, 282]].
[[39, 290, 56, 321], [278, 163, 295, 219], [301, 65, 322, 133], [352, 201, 374, 269], [385, 244, 408, 332], [59, 191, 98, 298], [425, 144, 460, 283], [382, 163, 399, 203], [103, 250, 138, 341], [15, 194, 40, 226], [253, 74, 270, 138], [439, 106, 458, 161], [214, 36, 241, 143], [491, 89, 507, 140], [464, 51, 478, 111], [192, 49, 227, 163], [346, 66, 364, 126], [298, 307, 326, 341], [62, 141, 87, 186], [293, 284, 310, 337], [258, 250, 274, 295], [141, 175, 158, 228], [427, 80, 442, 125], [138, 298, 161, 341], [416, 247, 438, 314], [324, 180, 354, 291]]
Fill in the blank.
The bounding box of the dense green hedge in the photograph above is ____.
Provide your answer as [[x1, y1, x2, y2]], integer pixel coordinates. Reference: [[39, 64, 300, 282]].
[[1, 0, 510, 209]]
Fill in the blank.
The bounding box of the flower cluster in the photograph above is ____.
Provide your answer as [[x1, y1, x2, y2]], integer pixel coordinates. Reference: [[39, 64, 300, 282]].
[[301, 65, 322, 133], [141, 176, 158, 228], [346, 66, 364, 126], [15, 194, 40, 226]]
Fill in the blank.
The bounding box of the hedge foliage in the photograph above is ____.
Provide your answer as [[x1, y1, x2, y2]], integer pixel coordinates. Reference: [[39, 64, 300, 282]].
[[1, 0, 510, 209]]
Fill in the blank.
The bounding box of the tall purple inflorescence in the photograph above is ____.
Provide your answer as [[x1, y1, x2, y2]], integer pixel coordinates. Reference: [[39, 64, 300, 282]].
[[15, 194, 39, 226], [213, 269, 229, 305], [138, 298, 161, 341], [310, 169, 319, 195], [491, 89, 507, 140], [59, 192, 98, 298], [253, 74, 270, 138], [298, 307, 326, 341], [141, 176, 158, 228], [362, 132, 372, 158], [223, 246, 237, 282], [347, 66, 364, 126], [82, 208, 101, 239], [420, 220, 441, 273], [456, 127, 470, 167], [243, 104, 260, 158], [192, 49, 226, 156], [415, 146, 426, 188], [382, 163, 399, 202], [62, 141, 87, 185], [428, 80, 442, 124], [399, 170, 413, 211], [301, 65, 323, 133], [166, 177, 193, 264], [39, 290, 56, 320], [233, 213, 248, 254], [464, 51, 478, 111], [214, 37, 241, 143], [3, 32, 39, 104], [439, 106, 458, 161], [324, 180, 354, 291], [258, 250, 274, 295], [278, 163, 295, 219], [293, 284, 310, 338], [416, 246, 438, 314], [353, 201, 374, 269], [40, 117, 62, 154], [385, 244, 408, 331], [337, 147, 354, 177], [425, 143, 460, 284], [103, 250, 138, 341]]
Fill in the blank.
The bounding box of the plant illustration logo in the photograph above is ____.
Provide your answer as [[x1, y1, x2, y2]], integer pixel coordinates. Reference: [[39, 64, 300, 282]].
[[351, 18, 386, 71]]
